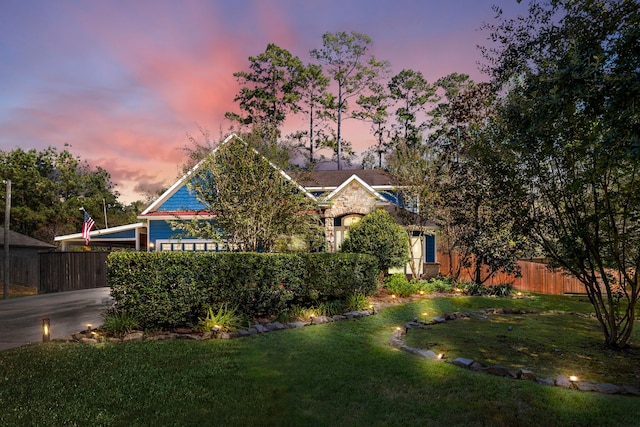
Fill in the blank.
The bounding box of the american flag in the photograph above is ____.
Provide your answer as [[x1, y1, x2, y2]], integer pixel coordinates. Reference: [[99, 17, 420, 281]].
[[82, 210, 95, 245]]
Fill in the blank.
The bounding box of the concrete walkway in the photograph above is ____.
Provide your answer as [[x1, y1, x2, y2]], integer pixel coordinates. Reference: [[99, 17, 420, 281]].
[[0, 287, 113, 351]]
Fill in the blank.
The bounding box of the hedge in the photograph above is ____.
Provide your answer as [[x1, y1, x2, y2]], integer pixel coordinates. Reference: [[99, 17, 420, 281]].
[[106, 251, 378, 329]]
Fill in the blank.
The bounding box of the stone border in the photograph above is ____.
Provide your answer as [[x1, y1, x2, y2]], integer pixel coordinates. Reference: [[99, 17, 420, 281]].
[[54, 309, 376, 344], [389, 308, 640, 397]]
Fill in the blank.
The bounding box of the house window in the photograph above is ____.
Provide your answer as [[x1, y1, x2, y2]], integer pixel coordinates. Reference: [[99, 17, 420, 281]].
[[334, 214, 363, 251]]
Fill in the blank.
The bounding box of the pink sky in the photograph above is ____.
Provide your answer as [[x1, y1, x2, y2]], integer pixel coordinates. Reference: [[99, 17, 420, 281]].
[[0, 0, 528, 203]]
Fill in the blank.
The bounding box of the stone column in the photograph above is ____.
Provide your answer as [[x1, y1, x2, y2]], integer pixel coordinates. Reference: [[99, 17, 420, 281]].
[[324, 213, 335, 253]]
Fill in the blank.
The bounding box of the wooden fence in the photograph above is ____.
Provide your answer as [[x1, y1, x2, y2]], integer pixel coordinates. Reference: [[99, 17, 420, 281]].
[[39, 252, 109, 293], [437, 251, 586, 295]]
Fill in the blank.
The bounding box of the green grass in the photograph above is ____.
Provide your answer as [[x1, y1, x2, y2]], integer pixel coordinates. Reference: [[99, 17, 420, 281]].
[[404, 296, 640, 387], [0, 294, 639, 426]]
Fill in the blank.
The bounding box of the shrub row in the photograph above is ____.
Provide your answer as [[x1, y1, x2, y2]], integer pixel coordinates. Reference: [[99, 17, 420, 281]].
[[106, 252, 378, 330], [383, 274, 515, 298]]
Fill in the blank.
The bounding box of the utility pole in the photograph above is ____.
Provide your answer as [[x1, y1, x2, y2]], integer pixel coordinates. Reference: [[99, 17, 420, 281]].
[[3, 179, 11, 299]]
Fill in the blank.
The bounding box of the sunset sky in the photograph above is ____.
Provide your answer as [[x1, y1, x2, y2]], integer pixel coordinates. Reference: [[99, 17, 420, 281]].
[[0, 0, 528, 203]]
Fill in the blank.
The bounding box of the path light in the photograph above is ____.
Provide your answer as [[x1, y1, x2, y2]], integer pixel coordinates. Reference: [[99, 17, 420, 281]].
[[310, 315, 314, 325], [569, 375, 578, 382], [391, 294, 396, 300], [422, 312, 428, 323], [437, 353, 444, 360], [86, 324, 92, 333], [395, 326, 402, 338], [42, 318, 51, 342], [369, 304, 375, 314]]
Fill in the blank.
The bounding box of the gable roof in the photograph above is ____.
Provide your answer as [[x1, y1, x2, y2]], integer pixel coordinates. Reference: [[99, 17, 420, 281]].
[[295, 169, 397, 190], [0, 228, 54, 248], [322, 174, 388, 204], [139, 134, 316, 219]]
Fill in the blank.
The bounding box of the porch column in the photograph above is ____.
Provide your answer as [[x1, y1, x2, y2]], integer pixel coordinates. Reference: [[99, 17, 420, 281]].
[[324, 215, 335, 253]]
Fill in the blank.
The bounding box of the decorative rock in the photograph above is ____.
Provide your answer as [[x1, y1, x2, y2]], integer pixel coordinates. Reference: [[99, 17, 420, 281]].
[[508, 369, 521, 379], [219, 332, 234, 339], [595, 383, 621, 394], [401, 346, 437, 359], [485, 308, 495, 313], [80, 337, 97, 344], [237, 329, 250, 337], [287, 321, 307, 329], [174, 327, 192, 334], [470, 361, 485, 371], [432, 317, 446, 324], [621, 385, 640, 396], [265, 322, 287, 331], [555, 375, 573, 388], [122, 331, 144, 341], [253, 324, 268, 333], [452, 358, 474, 369], [520, 369, 536, 381], [246, 327, 258, 335], [576, 382, 598, 392], [536, 377, 555, 386], [494, 308, 504, 314], [444, 313, 457, 321], [332, 315, 347, 321], [201, 331, 212, 340], [389, 336, 403, 349], [484, 365, 510, 377]]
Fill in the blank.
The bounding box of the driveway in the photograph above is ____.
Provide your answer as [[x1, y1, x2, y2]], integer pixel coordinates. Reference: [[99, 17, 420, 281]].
[[0, 287, 113, 351]]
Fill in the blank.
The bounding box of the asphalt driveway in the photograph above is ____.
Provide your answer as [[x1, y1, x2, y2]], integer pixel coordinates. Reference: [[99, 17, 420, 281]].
[[0, 287, 113, 351]]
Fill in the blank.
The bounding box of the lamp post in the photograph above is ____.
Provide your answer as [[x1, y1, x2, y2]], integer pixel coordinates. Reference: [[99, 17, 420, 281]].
[[42, 318, 51, 342]]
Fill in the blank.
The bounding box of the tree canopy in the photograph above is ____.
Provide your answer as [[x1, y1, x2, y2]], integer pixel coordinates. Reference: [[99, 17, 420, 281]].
[[483, 0, 640, 348], [176, 136, 322, 252], [0, 146, 138, 243]]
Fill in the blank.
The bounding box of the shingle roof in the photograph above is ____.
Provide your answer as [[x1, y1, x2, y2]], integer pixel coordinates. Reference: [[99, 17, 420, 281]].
[[294, 169, 398, 188], [0, 228, 55, 248]]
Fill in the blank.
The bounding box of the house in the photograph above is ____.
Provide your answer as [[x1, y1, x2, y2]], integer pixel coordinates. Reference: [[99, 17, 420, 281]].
[[54, 222, 148, 251], [0, 228, 55, 287], [294, 169, 439, 278], [53, 134, 439, 277], [137, 134, 439, 278]]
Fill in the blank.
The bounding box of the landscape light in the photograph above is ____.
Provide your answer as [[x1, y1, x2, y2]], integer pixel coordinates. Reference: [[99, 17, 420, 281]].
[[569, 375, 578, 382], [437, 353, 444, 360], [42, 318, 51, 342]]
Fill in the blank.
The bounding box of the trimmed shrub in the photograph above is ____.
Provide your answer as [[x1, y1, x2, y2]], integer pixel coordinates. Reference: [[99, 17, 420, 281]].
[[106, 251, 378, 330], [384, 274, 420, 297], [340, 209, 409, 274]]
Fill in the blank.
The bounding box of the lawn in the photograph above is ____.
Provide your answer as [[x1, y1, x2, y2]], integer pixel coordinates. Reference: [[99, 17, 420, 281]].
[[0, 294, 638, 426]]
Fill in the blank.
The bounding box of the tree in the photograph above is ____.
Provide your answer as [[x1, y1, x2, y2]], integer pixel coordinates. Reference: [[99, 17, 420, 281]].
[[225, 44, 305, 146], [340, 209, 409, 276], [310, 31, 390, 170], [388, 69, 437, 149], [354, 81, 392, 168], [293, 63, 333, 167], [176, 135, 322, 252], [387, 79, 528, 284], [483, 0, 640, 348], [0, 146, 132, 243]]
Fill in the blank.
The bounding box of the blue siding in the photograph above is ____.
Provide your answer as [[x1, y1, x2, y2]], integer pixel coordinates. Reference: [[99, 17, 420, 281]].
[[149, 220, 190, 242], [425, 234, 436, 263], [157, 185, 206, 212], [97, 229, 136, 240]]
